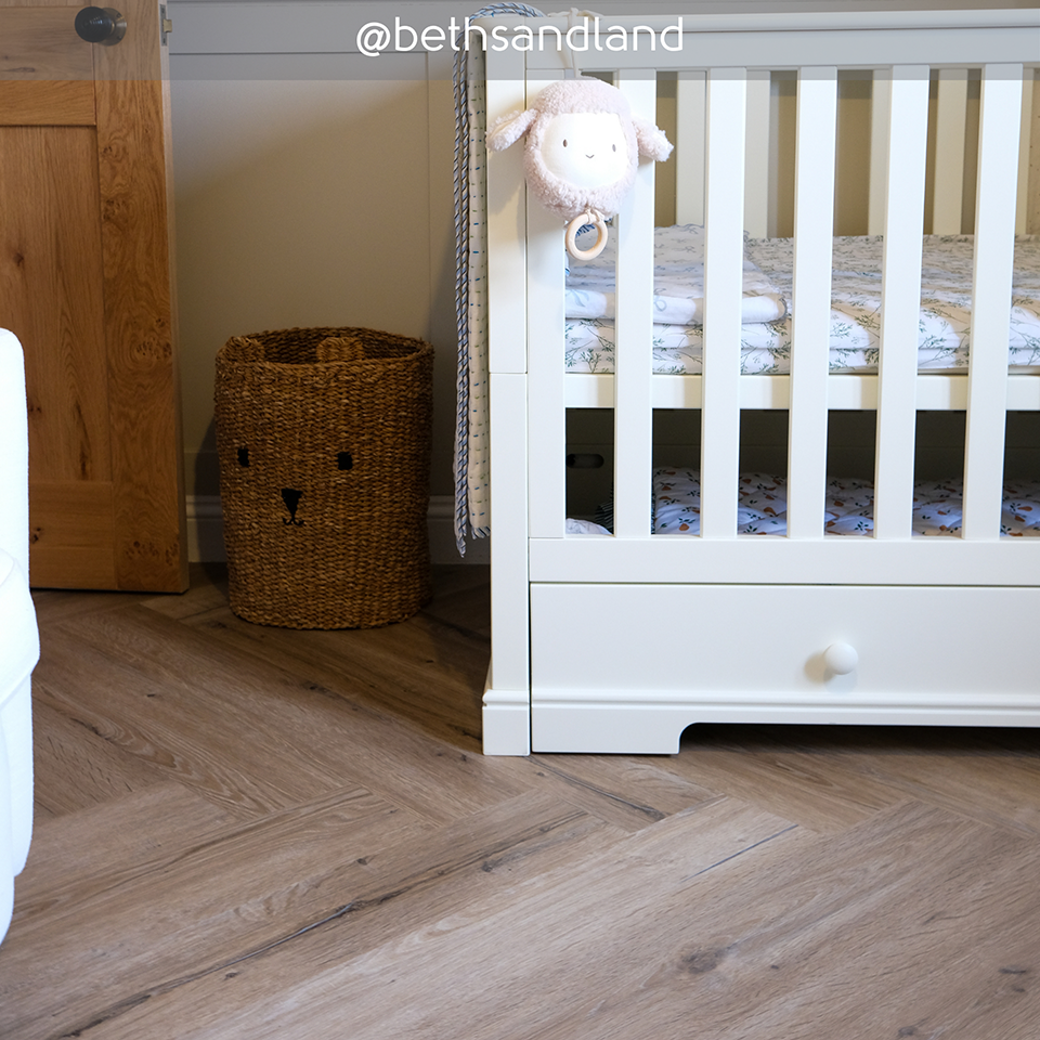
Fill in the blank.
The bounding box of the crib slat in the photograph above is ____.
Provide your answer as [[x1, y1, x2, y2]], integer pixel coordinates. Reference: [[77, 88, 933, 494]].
[[744, 69, 771, 239], [613, 73, 657, 540], [787, 67, 837, 541], [700, 67, 747, 540], [485, 47, 529, 377], [526, 77, 567, 540], [932, 68, 969, 236], [874, 66, 930, 541], [675, 71, 706, 226], [963, 65, 1023, 541], [489, 372, 529, 692]]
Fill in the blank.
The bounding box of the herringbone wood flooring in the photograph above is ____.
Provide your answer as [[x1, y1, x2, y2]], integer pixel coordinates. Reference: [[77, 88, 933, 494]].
[[1, 564, 1038, 1038]]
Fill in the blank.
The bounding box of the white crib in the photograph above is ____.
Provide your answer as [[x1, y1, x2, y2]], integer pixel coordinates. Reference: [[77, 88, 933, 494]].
[[472, 8, 1040, 755]]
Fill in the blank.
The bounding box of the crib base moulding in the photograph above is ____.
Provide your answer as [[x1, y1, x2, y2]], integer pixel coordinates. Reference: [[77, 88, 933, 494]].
[[482, 680, 532, 757], [530, 698, 1040, 756]]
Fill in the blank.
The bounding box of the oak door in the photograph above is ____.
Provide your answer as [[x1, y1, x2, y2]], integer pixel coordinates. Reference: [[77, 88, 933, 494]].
[[0, 0, 187, 591]]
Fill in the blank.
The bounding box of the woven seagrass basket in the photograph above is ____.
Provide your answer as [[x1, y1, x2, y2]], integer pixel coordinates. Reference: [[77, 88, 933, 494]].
[[214, 327, 433, 629]]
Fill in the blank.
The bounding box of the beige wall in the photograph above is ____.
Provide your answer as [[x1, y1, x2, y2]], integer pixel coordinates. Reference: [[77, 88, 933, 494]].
[[172, 70, 458, 499]]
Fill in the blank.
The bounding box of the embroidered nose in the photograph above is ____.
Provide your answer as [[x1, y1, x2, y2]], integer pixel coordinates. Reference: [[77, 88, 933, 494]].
[[281, 488, 304, 525]]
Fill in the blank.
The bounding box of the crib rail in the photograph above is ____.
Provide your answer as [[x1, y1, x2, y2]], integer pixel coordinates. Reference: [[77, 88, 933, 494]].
[[481, 12, 1039, 678], [479, 8, 1039, 755]]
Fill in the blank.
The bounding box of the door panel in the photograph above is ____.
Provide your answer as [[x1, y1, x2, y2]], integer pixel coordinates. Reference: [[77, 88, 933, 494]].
[[0, 0, 187, 591]]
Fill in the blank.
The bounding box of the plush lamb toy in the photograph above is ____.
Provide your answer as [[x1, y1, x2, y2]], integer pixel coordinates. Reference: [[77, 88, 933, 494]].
[[486, 77, 673, 259]]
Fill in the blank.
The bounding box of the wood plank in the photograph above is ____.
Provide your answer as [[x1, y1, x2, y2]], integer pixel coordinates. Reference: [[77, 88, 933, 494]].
[[7, 568, 1040, 1039], [82, 800, 1040, 1040], [28, 480, 117, 589], [0, 80, 94, 123], [69, 799, 797, 1040], [677, 723, 1040, 837], [39, 603, 523, 823], [0, 785, 430, 1038], [1, 126, 111, 481], [666, 724, 911, 833], [523, 753, 722, 833], [95, 0, 187, 592], [534, 802, 1039, 1040], [1, 0, 187, 592], [32, 614, 357, 818], [165, 573, 491, 755], [0, 791, 619, 1040], [16, 781, 242, 913], [0, 6, 93, 80], [803, 725, 1040, 837], [30, 695, 165, 817]]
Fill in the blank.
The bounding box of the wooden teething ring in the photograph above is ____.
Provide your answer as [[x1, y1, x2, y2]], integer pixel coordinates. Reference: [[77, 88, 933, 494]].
[[565, 210, 609, 261]]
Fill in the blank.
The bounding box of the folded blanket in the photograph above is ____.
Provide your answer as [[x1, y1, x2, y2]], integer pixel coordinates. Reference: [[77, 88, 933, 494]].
[[566, 223, 789, 326], [564, 234, 1040, 375]]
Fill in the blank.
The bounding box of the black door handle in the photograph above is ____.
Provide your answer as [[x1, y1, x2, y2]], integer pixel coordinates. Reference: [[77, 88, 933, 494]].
[[75, 7, 126, 45]]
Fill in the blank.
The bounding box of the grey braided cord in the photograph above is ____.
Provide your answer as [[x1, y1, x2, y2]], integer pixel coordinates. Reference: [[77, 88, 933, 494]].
[[453, 4, 545, 555]]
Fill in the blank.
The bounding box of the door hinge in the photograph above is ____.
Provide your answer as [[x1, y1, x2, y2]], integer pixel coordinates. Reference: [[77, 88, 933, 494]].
[[160, 4, 172, 46]]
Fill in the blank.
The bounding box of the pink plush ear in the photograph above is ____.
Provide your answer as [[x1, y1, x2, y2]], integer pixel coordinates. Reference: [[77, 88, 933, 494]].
[[486, 108, 538, 151], [633, 117, 673, 162]]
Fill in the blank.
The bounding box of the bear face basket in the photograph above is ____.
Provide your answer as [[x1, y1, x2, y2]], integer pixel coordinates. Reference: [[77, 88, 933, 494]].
[[214, 327, 434, 629]]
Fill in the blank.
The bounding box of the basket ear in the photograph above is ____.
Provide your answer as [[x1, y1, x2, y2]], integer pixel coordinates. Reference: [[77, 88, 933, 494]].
[[317, 336, 365, 362], [224, 336, 265, 362], [486, 107, 538, 151]]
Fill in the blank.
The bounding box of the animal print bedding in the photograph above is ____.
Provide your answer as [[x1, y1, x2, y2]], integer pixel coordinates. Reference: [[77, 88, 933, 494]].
[[577, 470, 1040, 537]]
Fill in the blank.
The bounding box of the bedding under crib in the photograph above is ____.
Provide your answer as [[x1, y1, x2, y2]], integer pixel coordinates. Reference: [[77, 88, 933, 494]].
[[574, 471, 1040, 538], [564, 229, 1040, 375]]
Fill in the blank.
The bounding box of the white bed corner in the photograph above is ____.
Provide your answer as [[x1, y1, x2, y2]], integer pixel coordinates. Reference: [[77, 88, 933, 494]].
[[462, 8, 1040, 755]]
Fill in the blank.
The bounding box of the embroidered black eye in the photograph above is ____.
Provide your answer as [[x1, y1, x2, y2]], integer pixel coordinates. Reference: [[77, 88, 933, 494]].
[[337, 452, 353, 471], [562, 139, 567, 147], [237, 447, 249, 467]]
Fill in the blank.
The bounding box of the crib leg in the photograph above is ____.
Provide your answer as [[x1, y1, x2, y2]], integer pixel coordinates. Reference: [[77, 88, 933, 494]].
[[482, 673, 531, 756]]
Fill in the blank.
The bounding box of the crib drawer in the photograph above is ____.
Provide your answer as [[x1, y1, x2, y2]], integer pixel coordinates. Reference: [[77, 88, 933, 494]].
[[530, 584, 1040, 751]]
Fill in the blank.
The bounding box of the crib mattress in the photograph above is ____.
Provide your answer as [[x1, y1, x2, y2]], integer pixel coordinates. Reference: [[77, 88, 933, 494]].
[[574, 470, 1040, 537], [564, 233, 1040, 375]]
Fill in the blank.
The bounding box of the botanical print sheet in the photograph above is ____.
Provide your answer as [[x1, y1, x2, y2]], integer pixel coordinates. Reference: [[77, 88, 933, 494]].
[[564, 234, 1040, 374], [565, 223, 788, 326]]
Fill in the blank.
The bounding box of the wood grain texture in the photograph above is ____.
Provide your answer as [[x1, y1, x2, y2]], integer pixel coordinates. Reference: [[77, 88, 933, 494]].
[[1, 565, 1038, 1039], [2, 0, 186, 593], [0, 126, 111, 479], [0, 80, 93, 122], [95, 0, 186, 592], [27, 481, 117, 589], [0, 6, 92, 79]]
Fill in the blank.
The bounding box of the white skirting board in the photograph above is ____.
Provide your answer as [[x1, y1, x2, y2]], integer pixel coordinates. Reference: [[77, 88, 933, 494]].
[[186, 495, 490, 566]]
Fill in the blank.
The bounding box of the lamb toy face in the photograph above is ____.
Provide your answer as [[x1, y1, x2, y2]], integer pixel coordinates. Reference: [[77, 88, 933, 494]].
[[486, 77, 673, 259]]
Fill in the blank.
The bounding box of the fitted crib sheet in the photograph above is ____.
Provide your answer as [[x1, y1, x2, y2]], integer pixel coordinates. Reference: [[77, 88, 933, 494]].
[[574, 470, 1040, 538], [564, 232, 1040, 374]]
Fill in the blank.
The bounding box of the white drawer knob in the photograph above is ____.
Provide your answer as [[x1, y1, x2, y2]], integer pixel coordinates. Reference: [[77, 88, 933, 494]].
[[824, 642, 859, 675]]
